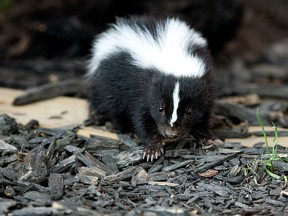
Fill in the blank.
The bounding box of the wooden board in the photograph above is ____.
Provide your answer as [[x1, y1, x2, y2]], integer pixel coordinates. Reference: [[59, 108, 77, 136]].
[[1, 87, 287, 146], [0, 87, 118, 140], [0, 87, 88, 128]]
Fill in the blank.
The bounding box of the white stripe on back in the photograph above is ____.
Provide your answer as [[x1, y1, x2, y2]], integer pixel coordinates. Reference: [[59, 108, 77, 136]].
[[88, 18, 207, 78], [170, 81, 180, 127]]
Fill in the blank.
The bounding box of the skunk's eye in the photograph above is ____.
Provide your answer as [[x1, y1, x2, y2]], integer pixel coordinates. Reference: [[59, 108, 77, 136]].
[[186, 108, 192, 115], [159, 106, 164, 112]]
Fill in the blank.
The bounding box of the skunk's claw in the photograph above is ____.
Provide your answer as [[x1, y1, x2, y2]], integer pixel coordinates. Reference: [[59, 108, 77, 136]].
[[143, 146, 164, 161]]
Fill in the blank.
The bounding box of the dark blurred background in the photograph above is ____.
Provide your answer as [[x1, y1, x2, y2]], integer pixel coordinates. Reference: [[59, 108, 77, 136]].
[[0, 0, 288, 89]]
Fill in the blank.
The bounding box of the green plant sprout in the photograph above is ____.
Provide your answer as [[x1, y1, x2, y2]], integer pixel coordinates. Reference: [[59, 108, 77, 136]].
[[256, 109, 287, 181]]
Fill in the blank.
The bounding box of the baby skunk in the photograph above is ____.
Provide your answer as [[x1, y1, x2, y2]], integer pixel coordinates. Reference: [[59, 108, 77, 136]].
[[87, 16, 221, 161]]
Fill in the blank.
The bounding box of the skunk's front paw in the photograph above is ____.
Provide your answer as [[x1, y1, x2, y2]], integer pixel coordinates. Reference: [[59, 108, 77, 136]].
[[143, 145, 164, 161], [200, 137, 224, 146]]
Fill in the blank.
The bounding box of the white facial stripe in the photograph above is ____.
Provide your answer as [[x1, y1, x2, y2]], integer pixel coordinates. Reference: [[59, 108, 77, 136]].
[[170, 81, 180, 127], [87, 18, 207, 78]]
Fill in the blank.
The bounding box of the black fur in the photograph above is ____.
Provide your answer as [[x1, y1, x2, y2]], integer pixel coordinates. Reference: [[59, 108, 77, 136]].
[[87, 17, 217, 160]]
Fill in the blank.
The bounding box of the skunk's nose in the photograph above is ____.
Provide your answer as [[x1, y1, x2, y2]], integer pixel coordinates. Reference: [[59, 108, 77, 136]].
[[164, 128, 178, 138]]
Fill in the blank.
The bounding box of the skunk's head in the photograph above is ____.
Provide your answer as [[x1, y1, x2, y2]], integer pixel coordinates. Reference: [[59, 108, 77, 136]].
[[148, 73, 213, 139]]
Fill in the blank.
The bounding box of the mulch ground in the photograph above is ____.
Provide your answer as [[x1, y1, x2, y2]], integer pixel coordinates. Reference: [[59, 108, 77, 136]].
[[1, 107, 288, 215]]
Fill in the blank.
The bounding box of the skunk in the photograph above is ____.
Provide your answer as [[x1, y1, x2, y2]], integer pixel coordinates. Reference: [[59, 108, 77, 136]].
[[87, 16, 221, 161]]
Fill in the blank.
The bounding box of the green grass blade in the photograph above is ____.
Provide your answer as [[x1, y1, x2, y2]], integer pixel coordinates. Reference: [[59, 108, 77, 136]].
[[271, 122, 279, 157], [256, 109, 270, 156], [265, 168, 281, 180]]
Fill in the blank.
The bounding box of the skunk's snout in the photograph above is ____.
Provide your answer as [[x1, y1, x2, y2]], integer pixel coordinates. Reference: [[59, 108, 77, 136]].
[[159, 126, 179, 138]]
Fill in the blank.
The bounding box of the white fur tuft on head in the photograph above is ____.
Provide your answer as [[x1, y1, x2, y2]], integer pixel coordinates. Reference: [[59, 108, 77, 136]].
[[87, 17, 207, 78]]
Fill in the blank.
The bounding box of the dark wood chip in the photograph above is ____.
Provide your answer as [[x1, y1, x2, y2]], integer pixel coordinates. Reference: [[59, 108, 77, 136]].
[[13, 79, 86, 105], [48, 174, 64, 200]]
